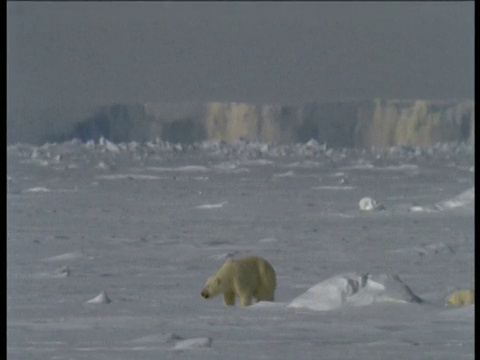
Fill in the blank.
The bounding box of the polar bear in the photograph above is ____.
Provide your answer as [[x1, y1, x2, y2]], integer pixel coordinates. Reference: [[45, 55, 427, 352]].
[[447, 289, 474, 306], [201, 256, 277, 306]]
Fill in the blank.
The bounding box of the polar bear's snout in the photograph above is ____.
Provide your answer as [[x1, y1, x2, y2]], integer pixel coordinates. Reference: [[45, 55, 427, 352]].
[[201, 289, 209, 298]]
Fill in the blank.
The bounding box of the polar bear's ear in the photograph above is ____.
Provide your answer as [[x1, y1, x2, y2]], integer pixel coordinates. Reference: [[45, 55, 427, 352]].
[[216, 278, 221, 285]]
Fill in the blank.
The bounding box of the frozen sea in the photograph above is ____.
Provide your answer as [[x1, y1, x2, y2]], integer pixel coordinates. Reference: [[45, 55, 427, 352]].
[[7, 138, 475, 359]]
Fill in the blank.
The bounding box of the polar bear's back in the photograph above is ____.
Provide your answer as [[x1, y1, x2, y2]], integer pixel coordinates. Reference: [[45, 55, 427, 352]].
[[233, 256, 277, 292]]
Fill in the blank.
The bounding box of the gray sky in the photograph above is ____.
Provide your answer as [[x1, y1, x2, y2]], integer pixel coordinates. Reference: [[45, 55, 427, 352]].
[[7, 1, 474, 123]]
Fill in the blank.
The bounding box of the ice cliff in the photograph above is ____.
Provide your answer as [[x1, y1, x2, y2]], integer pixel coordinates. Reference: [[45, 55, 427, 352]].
[[10, 100, 475, 148]]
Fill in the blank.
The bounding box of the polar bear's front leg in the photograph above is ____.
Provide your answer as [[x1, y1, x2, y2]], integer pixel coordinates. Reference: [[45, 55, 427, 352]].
[[224, 290, 236, 306], [239, 293, 253, 306]]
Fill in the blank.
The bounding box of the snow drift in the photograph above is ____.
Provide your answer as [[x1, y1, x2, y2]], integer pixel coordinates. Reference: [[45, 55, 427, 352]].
[[410, 187, 475, 213], [288, 273, 423, 311], [13, 100, 474, 148]]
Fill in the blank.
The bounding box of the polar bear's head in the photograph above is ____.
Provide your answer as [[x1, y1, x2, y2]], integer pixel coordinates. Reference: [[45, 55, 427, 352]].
[[201, 276, 225, 299], [201, 259, 234, 299]]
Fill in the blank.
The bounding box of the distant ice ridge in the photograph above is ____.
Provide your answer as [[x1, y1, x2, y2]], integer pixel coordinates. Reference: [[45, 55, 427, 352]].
[[6, 137, 474, 168], [288, 273, 423, 311]]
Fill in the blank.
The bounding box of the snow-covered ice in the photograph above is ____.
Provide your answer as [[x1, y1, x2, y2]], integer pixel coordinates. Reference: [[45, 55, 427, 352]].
[[7, 139, 474, 359], [196, 201, 228, 209], [172, 337, 213, 351], [288, 273, 422, 311], [410, 187, 475, 213], [86, 290, 112, 304]]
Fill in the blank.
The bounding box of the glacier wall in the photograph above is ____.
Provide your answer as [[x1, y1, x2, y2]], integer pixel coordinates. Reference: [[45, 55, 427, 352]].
[[17, 100, 475, 148]]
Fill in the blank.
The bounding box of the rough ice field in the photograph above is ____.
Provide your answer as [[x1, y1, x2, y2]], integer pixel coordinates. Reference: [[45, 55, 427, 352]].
[[7, 138, 474, 359]]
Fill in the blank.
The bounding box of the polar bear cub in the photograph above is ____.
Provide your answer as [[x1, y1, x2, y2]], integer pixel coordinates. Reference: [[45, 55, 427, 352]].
[[201, 256, 277, 306]]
